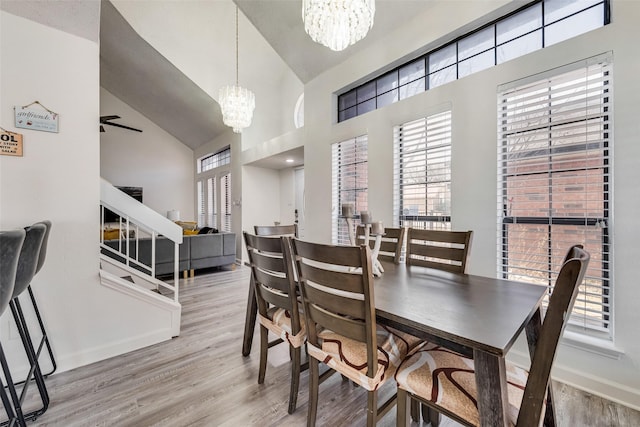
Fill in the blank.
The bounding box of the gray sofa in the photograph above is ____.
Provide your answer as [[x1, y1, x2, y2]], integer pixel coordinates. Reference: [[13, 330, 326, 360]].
[[103, 232, 236, 277]]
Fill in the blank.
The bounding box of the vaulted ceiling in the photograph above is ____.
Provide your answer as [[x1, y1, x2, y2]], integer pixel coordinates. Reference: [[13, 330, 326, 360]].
[[99, 0, 440, 152], [3, 0, 439, 154]]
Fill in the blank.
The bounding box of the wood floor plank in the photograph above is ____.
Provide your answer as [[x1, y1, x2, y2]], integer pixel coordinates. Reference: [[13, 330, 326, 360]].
[[4, 266, 636, 426]]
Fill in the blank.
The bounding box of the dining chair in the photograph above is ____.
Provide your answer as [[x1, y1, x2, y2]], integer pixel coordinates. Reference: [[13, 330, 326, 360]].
[[242, 224, 298, 357], [406, 228, 472, 273], [254, 223, 298, 237], [243, 232, 305, 414], [0, 229, 26, 426], [290, 238, 417, 427], [356, 225, 406, 264], [395, 245, 590, 427]]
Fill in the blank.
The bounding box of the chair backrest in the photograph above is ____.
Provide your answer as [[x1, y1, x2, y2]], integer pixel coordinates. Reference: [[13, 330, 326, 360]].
[[254, 224, 298, 237], [290, 238, 378, 377], [355, 225, 405, 264], [0, 229, 26, 315], [34, 220, 52, 274], [406, 228, 472, 273], [13, 223, 47, 299], [243, 232, 302, 335], [516, 245, 590, 426]]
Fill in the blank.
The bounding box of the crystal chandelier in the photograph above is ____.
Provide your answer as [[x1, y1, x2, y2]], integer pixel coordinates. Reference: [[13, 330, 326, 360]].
[[219, 6, 255, 133], [302, 0, 375, 52]]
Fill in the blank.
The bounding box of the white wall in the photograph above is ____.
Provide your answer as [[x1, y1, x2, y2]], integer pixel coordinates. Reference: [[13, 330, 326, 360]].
[[279, 168, 296, 226], [100, 88, 195, 220], [0, 10, 177, 375], [303, 0, 640, 409]]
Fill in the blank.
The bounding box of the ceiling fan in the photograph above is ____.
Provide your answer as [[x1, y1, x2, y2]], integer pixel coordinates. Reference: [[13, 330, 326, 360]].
[[100, 115, 142, 133]]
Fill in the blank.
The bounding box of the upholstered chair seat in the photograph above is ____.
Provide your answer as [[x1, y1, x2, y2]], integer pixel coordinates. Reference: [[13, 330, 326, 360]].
[[395, 343, 530, 426], [260, 306, 306, 348], [308, 325, 410, 391]]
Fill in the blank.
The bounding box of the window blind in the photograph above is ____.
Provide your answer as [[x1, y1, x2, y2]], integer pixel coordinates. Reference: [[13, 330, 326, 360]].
[[331, 135, 368, 245], [197, 180, 205, 228], [207, 177, 217, 228], [221, 173, 232, 233], [393, 111, 452, 231], [497, 54, 612, 337]]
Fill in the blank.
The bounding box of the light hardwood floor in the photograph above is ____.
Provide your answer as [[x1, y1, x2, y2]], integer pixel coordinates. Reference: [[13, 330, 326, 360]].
[[12, 266, 639, 426]]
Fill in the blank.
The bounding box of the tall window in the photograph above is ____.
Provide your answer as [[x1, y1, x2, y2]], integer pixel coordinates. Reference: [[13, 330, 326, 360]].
[[197, 146, 230, 231], [338, 0, 609, 122], [394, 111, 452, 230], [498, 54, 612, 338], [332, 135, 368, 245], [221, 173, 232, 233]]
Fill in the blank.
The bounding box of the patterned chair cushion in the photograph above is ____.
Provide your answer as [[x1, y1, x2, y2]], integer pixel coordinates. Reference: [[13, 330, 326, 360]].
[[259, 307, 306, 348], [306, 324, 410, 391], [395, 343, 530, 426]]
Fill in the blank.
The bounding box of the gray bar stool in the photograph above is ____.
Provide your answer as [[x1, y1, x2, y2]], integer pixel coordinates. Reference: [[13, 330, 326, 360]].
[[0, 229, 26, 426], [7, 223, 49, 424], [22, 221, 56, 377]]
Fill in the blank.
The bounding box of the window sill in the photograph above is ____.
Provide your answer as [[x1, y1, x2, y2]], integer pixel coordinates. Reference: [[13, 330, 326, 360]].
[[560, 331, 624, 359]]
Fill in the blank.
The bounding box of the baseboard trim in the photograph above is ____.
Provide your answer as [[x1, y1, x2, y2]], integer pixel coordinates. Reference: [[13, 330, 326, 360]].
[[8, 328, 173, 379], [508, 349, 640, 411]]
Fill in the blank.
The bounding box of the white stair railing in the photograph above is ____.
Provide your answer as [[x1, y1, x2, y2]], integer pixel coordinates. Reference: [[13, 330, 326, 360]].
[[100, 178, 183, 303]]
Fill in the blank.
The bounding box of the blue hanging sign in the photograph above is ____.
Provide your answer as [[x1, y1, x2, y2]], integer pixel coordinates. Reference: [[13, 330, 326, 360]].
[[14, 101, 59, 133]]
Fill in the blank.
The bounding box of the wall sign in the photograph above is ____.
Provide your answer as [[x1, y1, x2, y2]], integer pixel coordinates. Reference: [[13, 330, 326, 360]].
[[14, 101, 59, 133], [0, 131, 23, 157]]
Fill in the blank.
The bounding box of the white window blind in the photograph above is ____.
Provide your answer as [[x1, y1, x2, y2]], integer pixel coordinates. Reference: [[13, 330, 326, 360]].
[[497, 54, 612, 337], [221, 173, 232, 233], [197, 180, 205, 227], [393, 111, 452, 231], [331, 135, 368, 245], [207, 177, 217, 228]]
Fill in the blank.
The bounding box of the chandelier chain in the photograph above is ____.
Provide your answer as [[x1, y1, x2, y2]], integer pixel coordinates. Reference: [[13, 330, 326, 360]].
[[235, 5, 239, 86]]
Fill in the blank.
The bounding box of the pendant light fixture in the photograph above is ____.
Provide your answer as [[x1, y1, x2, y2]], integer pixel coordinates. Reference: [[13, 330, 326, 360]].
[[302, 0, 376, 52], [219, 5, 255, 133]]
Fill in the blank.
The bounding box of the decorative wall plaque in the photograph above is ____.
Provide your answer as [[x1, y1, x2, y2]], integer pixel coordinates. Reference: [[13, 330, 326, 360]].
[[0, 131, 23, 157], [14, 101, 59, 133]]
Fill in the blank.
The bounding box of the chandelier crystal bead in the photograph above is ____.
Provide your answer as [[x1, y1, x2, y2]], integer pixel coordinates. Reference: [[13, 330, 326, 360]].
[[219, 5, 255, 133], [302, 0, 375, 52]]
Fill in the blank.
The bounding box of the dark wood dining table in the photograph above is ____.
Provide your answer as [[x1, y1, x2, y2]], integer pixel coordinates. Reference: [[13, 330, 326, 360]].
[[242, 260, 549, 426], [373, 261, 549, 426]]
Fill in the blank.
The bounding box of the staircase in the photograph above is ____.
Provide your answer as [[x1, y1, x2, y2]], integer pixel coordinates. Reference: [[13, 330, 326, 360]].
[[99, 178, 182, 336]]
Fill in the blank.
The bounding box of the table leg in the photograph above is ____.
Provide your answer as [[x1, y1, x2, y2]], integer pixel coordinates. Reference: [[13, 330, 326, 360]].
[[525, 308, 557, 426], [473, 349, 509, 427], [241, 275, 257, 357], [371, 233, 384, 277]]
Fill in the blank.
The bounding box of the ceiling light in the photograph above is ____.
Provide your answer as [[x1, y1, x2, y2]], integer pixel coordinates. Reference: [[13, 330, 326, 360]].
[[302, 0, 375, 52], [286, 158, 295, 163], [219, 6, 255, 133]]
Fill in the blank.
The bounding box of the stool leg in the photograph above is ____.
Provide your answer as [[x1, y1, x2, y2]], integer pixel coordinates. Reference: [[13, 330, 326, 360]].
[[0, 342, 27, 427], [10, 299, 49, 420], [27, 286, 57, 376]]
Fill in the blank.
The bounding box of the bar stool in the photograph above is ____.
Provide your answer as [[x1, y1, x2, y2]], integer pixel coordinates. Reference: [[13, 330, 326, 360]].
[[7, 223, 49, 423], [22, 221, 56, 377], [0, 229, 27, 426]]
